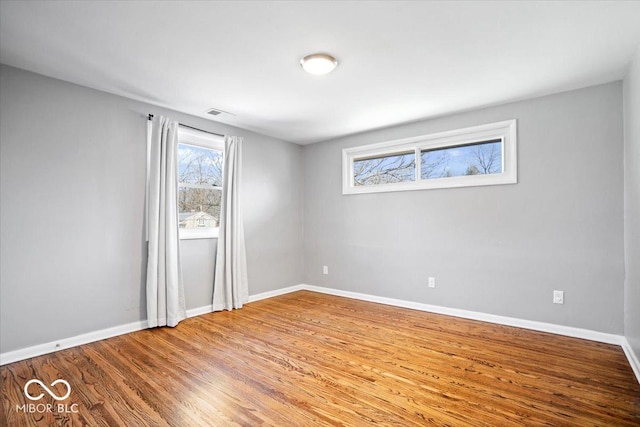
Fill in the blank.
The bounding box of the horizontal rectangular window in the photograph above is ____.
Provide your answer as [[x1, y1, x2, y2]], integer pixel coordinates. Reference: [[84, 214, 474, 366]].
[[343, 120, 517, 194], [177, 127, 224, 239]]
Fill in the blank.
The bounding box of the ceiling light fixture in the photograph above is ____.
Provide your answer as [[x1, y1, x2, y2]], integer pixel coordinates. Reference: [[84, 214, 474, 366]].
[[300, 53, 338, 75]]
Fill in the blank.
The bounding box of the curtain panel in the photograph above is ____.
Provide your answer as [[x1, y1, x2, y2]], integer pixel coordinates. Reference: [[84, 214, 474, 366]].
[[213, 136, 249, 311], [146, 115, 187, 327]]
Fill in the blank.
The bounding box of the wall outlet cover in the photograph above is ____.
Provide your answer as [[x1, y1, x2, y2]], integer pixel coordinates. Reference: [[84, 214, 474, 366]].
[[553, 290, 564, 304]]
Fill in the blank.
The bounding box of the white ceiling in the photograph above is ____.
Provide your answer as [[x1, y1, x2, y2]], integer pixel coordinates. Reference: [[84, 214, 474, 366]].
[[1, 1, 640, 145]]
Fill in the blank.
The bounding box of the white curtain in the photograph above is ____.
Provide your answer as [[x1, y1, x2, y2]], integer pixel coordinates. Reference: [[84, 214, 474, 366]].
[[146, 115, 186, 327], [213, 136, 249, 311]]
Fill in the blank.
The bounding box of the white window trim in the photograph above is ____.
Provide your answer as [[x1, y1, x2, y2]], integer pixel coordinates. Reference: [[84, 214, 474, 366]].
[[177, 126, 225, 240], [342, 119, 517, 195]]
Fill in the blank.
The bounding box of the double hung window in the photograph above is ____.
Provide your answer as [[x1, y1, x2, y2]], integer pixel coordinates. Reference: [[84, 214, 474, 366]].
[[177, 127, 224, 239]]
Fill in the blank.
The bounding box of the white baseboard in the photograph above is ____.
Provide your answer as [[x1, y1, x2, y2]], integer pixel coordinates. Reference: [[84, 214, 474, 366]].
[[0, 320, 148, 366], [3, 283, 640, 387], [621, 338, 640, 383], [186, 305, 214, 318], [184, 285, 306, 319], [248, 284, 306, 303]]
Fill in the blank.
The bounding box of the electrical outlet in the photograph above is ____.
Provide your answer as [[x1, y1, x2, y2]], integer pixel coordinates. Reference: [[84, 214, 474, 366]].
[[428, 277, 436, 288], [553, 290, 564, 304], [323, 265, 329, 275]]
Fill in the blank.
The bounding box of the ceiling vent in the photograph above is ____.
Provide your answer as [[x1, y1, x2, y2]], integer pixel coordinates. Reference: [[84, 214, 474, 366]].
[[206, 108, 223, 116]]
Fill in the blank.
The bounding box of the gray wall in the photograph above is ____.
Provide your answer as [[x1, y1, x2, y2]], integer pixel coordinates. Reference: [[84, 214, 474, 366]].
[[0, 62, 631, 355], [624, 46, 640, 359], [303, 82, 625, 334], [180, 239, 217, 311], [0, 65, 304, 353]]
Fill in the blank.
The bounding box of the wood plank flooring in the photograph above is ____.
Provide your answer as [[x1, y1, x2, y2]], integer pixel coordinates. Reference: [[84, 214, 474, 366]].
[[2, 290, 639, 426]]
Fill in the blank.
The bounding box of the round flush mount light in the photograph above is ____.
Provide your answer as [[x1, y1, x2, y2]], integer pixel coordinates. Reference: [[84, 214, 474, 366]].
[[300, 53, 338, 75]]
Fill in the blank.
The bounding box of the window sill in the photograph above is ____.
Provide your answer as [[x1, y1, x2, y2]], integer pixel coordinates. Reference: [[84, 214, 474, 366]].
[[179, 228, 219, 240]]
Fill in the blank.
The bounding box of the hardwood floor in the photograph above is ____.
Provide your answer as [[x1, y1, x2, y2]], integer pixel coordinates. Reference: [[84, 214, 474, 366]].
[[2, 290, 639, 426]]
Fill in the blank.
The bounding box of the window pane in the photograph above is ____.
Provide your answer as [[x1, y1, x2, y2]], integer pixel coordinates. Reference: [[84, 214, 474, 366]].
[[353, 152, 415, 186], [178, 144, 223, 187], [421, 140, 502, 180], [178, 188, 221, 228]]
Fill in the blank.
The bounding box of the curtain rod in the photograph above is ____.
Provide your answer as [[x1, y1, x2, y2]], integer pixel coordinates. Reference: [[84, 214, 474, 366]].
[[148, 114, 224, 137]]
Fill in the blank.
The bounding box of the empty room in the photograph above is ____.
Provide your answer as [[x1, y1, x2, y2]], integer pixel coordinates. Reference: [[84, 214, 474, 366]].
[[1, 1, 639, 425]]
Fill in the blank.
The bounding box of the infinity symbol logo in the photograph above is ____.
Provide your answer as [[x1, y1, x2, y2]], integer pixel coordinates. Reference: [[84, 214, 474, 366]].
[[24, 379, 71, 401]]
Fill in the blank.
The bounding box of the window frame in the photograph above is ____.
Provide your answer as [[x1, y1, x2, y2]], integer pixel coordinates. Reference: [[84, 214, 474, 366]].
[[177, 126, 225, 240], [342, 119, 517, 195]]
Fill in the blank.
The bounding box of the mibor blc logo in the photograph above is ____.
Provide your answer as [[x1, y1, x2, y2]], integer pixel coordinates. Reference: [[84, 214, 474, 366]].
[[24, 379, 71, 401], [16, 379, 79, 414]]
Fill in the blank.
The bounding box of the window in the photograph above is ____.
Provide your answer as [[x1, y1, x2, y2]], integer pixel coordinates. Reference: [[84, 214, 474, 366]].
[[343, 120, 517, 194], [177, 126, 224, 239]]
